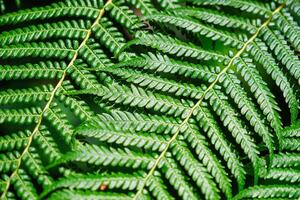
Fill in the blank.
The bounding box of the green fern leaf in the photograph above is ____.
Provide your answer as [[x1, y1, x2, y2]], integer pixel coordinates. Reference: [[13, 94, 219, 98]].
[[0, 0, 299, 199]]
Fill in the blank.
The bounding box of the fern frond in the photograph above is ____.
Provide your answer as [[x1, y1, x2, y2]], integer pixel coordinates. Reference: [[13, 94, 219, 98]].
[[171, 141, 222, 200], [113, 53, 219, 82], [0, 40, 77, 60], [0, 61, 65, 81], [93, 17, 126, 56], [234, 56, 282, 135], [172, 7, 259, 34], [160, 157, 199, 200], [0, 152, 19, 173], [0, 1, 101, 25], [0, 20, 90, 46], [91, 110, 181, 134], [0, 108, 41, 124], [220, 71, 274, 155], [206, 89, 261, 168], [0, 0, 299, 199], [265, 168, 300, 183], [273, 8, 300, 52], [53, 144, 156, 170], [195, 105, 246, 189], [128, 31, 229, 63], [10, 169, 38, 200], [43, 172, 144, 196], [69, 84, 191, 118], [271, 152, 300, 168], [183, 125, 232, 198], [186, 0, 273, 17], [261, 27, 300, 86], [106, 2, 140, 30], [0, 130, 30, 151], [233, 185, 300, 199], [0, 85, 52, 105], [281, 138, 300, 151], [76, 119, 169, 151], [248, 39, 299, 122], [157, 0, 181, 9], [281, 122, 300, 138], [101, 67, 205, 99], [146, 13, 244, 48], [146, 174, 174, 200], [48, 190, 132, 200], [125, 0, 156, 15]]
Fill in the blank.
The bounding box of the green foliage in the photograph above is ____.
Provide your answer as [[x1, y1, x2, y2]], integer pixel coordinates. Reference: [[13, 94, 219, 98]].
[[0, 0, 299, 200]]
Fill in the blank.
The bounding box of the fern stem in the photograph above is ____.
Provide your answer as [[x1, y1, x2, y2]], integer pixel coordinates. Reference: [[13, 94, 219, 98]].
[[132, 3, 286, 199], [0, 0, 113, 198]]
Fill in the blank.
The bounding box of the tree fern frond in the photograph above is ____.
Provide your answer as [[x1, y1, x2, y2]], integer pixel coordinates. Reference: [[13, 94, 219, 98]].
[[261, 27, 300, 86], [281, 122, 300, 138], [79, 39, 113, 69], [22, 147, 53, 188], [0, 61, 65, 81], [106, 2, 141, 30], [0, 0, 299, 199], [69, 84, 191, 118], [171, 141, 222, 200], [235, 56, 282, 135], [93, 17, 127, 56], [248, 39, 299, 122], [67, 61, 102, 90], [146, 13, 244, 48], [43, 172, 144, 196], [127, 31, 229, 63], [58, 83, 95, 120], [0, 130, 30, 151], [10, 169, 38, 200], [195, 105, 246, 190], [271, 152, 300, 168], [206, 89, 261, 169], [113, 53, 219, 82], [33, 127, 61, 163], [48, 190, 132, 200], [51, 144, 156, 170], [0, 20, 90, 46], [0, 1, 101, 26], [285, 0, 300, 17], [281, 138, 300, 151], [0, 108, 41, 124], [125, 0, 156, 15], [0, 152, 19, 173], [233, 185, 300, 199], [156, 0, 181, 9], [220, 71, 274, 155], [92, 110, 181, 134], [183, 125, 232, 198], [0, 85, 52, 105], [101, 67, 205, 99], [76, 120, 169, 151], [274, 8, 300, 52], [172, 7, 259, 34], [265, 168, 300, 183], [147, 174, 175, 200], [43, 104, 74, 145], [0, 40, 77, 60], [160, 157, 199, 200], [186, 0, 273, 17]]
